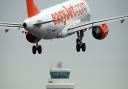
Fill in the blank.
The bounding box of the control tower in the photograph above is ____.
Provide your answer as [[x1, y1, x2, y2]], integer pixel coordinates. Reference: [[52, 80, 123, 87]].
[[46, 63, 74, 89]]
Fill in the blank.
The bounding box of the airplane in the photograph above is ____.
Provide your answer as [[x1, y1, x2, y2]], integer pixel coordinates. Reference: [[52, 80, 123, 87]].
[[0, 0, 128, 54]]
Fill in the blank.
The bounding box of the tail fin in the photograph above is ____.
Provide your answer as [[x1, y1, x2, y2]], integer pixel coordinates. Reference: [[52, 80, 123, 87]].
[[26, 0, 40, 18]]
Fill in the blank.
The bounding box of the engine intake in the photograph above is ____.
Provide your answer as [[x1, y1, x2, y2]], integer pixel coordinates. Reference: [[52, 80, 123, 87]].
[[26, 32, 40, 43], [92, 24, 109, 40]]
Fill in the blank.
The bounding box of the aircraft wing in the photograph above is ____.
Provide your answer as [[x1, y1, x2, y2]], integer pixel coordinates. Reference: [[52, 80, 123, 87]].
[[0, 18, 63, 33], [67, 15, 128, 34], [0, 22, 23, 33], [0, 22, 23, 27]]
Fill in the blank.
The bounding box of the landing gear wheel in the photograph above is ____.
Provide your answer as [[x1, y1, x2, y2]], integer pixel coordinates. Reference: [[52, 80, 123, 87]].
[[76, 30, 86, 52], [32, 45, 36, 54], [37, 45, 42, 54], [81, 43, 86, 52], [76, 44, 81, 52], [76, 38, 81, 45], [32, 44, 42, 54]]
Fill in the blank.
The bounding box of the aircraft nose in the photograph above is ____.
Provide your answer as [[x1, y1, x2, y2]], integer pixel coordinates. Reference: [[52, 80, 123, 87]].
[[23, 19, 39, 31], [23, 22, 27, 29], [23, 19, 33, 30], [22, 21, 33, 31]]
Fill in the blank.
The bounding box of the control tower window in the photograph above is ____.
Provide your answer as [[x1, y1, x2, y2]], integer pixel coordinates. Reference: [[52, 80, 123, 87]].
[[50, 72, 70, 79]]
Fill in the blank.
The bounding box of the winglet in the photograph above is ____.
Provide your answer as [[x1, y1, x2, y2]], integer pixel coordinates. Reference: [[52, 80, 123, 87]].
[[26, 0, 40, 18]]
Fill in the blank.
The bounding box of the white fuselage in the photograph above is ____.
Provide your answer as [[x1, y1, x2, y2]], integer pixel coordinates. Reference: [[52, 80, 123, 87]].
[[24, 0, 91, 39]]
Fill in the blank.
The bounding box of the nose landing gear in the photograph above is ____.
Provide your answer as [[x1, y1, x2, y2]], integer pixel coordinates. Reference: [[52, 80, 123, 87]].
[[32, 43, 42, 54], [76, 30, 86, 52]]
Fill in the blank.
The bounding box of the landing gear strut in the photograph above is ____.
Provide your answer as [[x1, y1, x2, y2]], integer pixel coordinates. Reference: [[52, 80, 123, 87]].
[[32, 43, 42, 54], [76, 30, 86, 52]]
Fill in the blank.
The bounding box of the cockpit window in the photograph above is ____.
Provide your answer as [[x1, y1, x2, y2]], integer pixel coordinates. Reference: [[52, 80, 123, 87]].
[[50, 72, 70, 79]]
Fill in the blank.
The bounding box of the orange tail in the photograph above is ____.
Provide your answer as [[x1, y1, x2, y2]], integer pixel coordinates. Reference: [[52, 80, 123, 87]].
[[26, 0, 40, 18]]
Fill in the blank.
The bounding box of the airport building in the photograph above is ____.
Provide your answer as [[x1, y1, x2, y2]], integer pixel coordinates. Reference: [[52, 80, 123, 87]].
[[46, 63, 74, 89]]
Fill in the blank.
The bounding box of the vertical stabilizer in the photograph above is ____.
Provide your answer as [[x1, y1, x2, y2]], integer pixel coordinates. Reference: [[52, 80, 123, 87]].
[[26, 0, 40, 18]]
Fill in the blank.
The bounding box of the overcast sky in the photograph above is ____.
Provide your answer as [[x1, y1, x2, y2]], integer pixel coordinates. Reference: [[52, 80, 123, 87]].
[[0, 0, 128, 89]]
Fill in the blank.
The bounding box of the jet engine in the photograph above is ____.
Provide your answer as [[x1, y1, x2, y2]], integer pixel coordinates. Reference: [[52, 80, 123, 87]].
[[92, 23, 109, 40], [26, 32, 40, 43]]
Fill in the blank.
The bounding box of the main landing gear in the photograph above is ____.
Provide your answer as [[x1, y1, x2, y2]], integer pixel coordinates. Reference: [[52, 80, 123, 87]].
[[76, 30, 86, 52], [32, 43, 42, 54]]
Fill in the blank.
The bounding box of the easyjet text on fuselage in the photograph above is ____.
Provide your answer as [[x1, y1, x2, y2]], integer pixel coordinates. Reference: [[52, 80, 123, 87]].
[[51, 2, 87, 25]]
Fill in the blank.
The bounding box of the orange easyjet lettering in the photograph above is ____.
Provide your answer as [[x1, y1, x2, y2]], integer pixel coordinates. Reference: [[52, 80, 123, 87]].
[[51, 2, 87, 25]]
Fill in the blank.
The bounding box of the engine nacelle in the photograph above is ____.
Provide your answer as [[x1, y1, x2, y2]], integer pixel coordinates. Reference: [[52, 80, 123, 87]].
[[26, 32, 40, 43], [92, 23, 109, 40]]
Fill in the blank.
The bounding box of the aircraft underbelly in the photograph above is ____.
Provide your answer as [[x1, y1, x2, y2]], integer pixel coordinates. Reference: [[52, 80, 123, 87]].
[[40, 26, 61, 39]]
